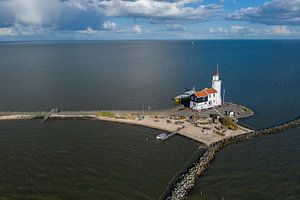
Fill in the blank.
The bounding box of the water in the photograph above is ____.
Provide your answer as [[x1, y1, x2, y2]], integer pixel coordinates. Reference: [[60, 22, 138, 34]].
[[188, 127, 300, 200], [0, 40, 299, 199], [0, 120, 199, 200]]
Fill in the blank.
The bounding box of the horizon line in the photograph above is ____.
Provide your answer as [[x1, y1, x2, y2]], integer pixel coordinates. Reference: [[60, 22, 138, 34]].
[[1, 38, 300, 43]]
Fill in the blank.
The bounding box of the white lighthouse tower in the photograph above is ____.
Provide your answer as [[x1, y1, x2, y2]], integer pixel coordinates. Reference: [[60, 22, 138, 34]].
[[189, 65, 223, 110], [212, 65, 222, 106]]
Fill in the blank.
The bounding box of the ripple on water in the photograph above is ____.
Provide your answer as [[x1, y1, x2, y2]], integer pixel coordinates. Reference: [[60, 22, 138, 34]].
[[188, 127, 300, 200], [0, 120, 200, 200]]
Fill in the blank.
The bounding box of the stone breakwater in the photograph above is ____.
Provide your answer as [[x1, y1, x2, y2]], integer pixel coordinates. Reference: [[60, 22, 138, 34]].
[[165, 116, 300, 200]]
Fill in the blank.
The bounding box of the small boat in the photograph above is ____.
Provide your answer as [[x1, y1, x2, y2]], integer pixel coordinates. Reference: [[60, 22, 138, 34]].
[[156, 132, 168, 140]]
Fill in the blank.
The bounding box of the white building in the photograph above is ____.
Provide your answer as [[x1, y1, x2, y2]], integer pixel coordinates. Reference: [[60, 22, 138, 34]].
[[190, 67, 222, 110]]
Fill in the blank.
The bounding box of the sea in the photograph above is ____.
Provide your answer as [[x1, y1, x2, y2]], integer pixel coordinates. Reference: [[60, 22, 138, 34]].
[[0, 40, 299, 200]]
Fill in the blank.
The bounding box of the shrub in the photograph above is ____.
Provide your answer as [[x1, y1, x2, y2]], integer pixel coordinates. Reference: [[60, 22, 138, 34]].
[[98, 112, 114, 118], [219, 116, 238, 131]]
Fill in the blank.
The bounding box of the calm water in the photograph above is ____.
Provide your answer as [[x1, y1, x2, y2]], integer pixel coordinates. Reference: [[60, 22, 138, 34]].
[[189, 127, 300, 200], [0, 120, 199, 200], [0, 40, 299, 199]]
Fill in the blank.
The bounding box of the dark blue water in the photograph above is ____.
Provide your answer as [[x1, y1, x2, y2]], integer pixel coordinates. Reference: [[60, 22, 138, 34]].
[[0, 40, 299, 199], [189, 127, 300, 200], [0, 120, 199, 200]]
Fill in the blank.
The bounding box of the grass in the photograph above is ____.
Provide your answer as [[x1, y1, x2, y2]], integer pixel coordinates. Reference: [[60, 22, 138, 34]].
[[98, 112, 114, 118], [219, 116, 238, 131]]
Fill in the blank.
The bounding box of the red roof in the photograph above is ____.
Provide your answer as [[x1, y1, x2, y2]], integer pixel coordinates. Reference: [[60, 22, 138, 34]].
[[194, 88, 217, 98]]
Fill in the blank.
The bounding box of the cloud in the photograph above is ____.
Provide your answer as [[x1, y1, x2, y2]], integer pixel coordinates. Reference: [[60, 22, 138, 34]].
[[65, 0, 88, 11], [0, 27, 16, 36], [208, 25, 257, 36], [77, 23, 143, 36], [228, 0, 300, 25], [269, 25, 291, 35], [0, 0, 299, 40], [0, 24, 48, 37], [229, 25, 256, 35], [78, 27, 97, 34], [0, 0, 100, 30], [0, 0, 64, 26], [166, 23, 185, 31], [102, 20, 117, 30], [133, 25, 142, 33], [207, 25, 295, 37], [0, 0, 223, 34], [75, 0, 222, 21]]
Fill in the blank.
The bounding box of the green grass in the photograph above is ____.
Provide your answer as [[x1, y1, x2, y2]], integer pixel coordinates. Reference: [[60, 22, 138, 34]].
[[219, 116, 238, 131], [98, 112, 114, 118]]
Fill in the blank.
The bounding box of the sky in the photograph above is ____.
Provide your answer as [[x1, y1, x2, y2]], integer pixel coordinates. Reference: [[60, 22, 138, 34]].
[[0, 0, 300, 40]]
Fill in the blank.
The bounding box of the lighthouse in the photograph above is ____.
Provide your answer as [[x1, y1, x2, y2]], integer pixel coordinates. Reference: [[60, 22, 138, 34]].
[[211, 65, 222, 106], [189, 65, 222, 110]]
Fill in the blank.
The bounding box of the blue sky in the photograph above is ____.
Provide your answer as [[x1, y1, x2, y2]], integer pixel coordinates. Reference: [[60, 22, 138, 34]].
[[0, 0, 300, 40]]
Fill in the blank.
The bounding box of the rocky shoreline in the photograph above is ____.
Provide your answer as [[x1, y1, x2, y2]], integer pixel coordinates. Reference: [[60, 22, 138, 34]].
[[165, 116, 300, 200]]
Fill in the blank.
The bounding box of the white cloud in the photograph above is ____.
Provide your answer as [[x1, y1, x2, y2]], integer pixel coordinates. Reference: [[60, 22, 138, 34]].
[[230, 25, 256, 35], [66, 0, 88, 11], [102, 20, 117, 30], [77, 0, 222, 21], [0, 0, 223, 36], [206, 25, 296, 38], [133, 25, 142, 33], [0, 27, 16, 36], [0, 0, 299, 40], [0, 24, 49, 37], [270, 25, 291, 35], [78, 27, 97, 34], [228, 0, 300, 25], [78, 24, 143, 35], [166, 24, 184, 31]]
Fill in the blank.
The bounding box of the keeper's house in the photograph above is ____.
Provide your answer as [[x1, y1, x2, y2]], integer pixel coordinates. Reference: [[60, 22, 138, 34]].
[[190, 67, 222, 110]]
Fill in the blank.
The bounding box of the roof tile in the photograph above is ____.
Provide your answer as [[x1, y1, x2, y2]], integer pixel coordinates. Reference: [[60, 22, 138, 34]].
[[195, 88, 217, 98]]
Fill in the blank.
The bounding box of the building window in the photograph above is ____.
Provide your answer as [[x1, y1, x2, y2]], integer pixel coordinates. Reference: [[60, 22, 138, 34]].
[[213, 94, 215, 97]]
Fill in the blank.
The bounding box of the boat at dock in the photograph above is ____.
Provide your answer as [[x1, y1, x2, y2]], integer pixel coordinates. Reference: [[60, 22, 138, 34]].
[[156, 132, 168, 140]]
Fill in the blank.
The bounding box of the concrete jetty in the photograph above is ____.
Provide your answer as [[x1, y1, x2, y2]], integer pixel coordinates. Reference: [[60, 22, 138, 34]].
[[0, 102, 254, 146]]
